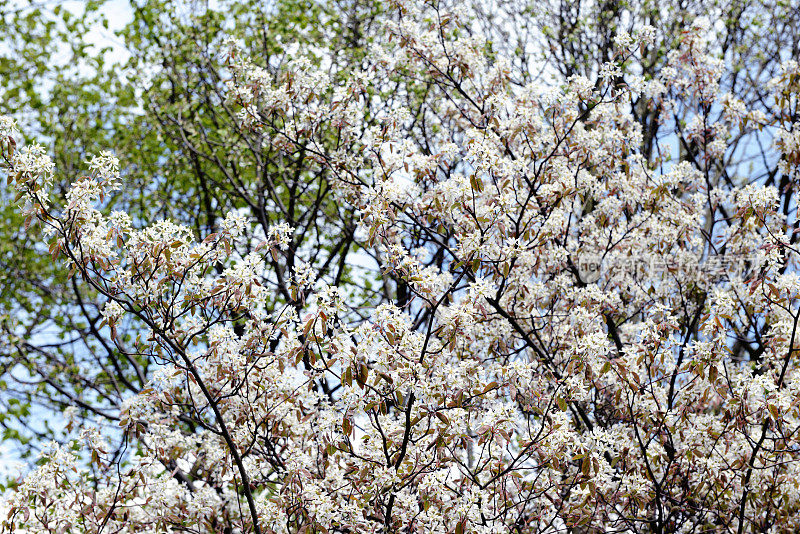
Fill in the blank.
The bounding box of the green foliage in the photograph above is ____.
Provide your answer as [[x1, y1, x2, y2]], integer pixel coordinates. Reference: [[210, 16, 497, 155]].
[[0, 0, 385, 481]]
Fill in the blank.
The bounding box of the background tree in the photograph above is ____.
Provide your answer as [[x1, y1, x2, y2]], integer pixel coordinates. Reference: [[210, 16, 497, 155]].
[[0, 0, 384, 475]]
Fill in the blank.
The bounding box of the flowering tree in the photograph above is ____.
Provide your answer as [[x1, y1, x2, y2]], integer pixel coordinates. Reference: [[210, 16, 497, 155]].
[[3, 0, 800, 532], [0, 0, 379, 466]]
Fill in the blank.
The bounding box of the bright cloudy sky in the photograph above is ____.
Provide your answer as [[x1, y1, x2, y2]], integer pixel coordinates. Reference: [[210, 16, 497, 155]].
[[69, 0, 134, 63]]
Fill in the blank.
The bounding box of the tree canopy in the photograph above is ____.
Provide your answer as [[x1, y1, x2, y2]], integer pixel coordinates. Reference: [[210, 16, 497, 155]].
[[2, 0, 800, 532]]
